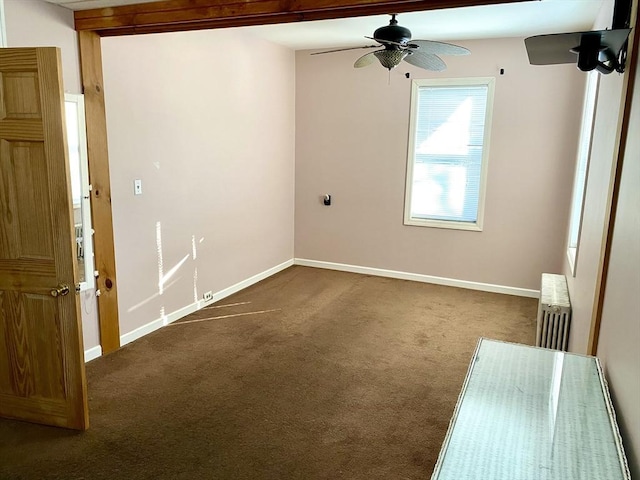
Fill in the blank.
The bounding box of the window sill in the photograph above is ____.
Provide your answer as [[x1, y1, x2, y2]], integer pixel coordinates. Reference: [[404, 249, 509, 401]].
[[404, 217, 483, 231]]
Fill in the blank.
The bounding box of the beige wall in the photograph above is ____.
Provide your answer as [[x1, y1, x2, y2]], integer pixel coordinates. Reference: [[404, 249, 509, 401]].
[[598, 69, 640, 478], [101, 29, 295, 336], [4, 0, 100, 350], [594, 24, 640, 479], [295, 37, 584, 290], [4, 0, 80, 93]]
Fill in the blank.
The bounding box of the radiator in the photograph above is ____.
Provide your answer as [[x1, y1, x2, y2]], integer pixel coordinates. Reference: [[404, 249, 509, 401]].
[[536, 273, 571, 351]]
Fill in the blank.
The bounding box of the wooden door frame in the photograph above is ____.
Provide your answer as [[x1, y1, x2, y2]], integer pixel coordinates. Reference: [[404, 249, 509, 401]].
[[74, 0, 636, 356], [78, 31, 120, 354]]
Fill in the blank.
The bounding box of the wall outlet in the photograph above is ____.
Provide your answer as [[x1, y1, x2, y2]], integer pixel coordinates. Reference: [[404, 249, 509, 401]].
[[203, 291, 213, 302]]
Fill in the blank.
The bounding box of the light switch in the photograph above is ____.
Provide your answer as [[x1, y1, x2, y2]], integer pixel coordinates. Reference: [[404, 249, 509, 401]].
[[134, 179, 142, 195]]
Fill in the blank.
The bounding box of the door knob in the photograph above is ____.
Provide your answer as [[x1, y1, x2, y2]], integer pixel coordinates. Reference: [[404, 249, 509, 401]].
[[50, 284, 70, 297]]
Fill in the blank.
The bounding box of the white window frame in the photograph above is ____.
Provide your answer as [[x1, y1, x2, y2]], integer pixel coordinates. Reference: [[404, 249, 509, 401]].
[[0, 0, 7, 48], [404, 77, 495, 231], [65, 93, 95, 291], [567, 71, 599, 276]]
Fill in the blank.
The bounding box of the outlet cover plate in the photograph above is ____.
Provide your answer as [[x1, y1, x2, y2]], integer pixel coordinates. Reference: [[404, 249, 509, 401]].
[[203, 291, 213, 302]]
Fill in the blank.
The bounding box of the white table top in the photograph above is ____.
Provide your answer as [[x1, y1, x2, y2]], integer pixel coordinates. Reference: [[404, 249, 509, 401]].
[[431, 338, 630, 480]]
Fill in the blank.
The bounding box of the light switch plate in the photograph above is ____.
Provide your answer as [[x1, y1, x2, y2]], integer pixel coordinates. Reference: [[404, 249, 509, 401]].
[[134, 179, 142, 195]]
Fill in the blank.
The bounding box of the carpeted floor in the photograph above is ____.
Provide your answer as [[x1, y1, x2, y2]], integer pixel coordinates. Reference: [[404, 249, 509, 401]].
[[0, 266, 536, 479]]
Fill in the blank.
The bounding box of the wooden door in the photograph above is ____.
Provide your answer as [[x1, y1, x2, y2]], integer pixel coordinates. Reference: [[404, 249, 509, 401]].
[[0, 48, 88, 430]]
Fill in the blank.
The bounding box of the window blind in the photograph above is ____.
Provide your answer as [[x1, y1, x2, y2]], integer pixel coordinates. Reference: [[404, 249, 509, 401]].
[[409, 84, 489, 224]]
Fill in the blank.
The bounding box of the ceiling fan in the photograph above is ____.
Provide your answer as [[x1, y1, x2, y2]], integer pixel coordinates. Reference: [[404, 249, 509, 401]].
[[524, 0, 632, 74], [311, 14, 470, 72]]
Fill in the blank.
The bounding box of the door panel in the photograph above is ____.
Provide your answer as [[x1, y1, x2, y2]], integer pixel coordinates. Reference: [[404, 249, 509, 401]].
[[1, 141, 54, 258], [0, 48, 88, 430]]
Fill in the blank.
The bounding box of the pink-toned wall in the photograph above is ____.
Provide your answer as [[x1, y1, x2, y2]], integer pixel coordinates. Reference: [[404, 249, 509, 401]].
[[4, 0, 80, 94], [597, 45, 640, 476], [295, 37, 584, 290], [4, 0, 100, 350], [100, 29, 295, 336]]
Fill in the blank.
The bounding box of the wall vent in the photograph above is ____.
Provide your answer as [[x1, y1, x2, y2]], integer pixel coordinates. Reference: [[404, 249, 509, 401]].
[[536, 273, 571, 351]]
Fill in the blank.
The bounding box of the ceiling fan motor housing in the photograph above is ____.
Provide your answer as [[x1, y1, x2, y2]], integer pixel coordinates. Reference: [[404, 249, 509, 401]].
[[574, 33, 604, 71], [374, 15, 412, 48]]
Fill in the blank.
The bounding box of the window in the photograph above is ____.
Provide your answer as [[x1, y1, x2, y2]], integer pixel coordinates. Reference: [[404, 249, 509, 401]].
[[567, 71, 599, 275], [65, 94, 95, 291], [404, 77, 495, 231]]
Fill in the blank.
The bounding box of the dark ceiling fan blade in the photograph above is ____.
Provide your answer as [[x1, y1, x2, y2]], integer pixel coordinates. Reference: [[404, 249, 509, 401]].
[[311, 45, 379, 55], [365, 35, 405, 47], [354, 51, 380, 68], [403, 52, 446, 71], [408, 40, 470, 56], [524, 29, 631, 66]]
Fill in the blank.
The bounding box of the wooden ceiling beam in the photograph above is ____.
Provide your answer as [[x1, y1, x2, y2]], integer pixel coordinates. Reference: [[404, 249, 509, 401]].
[[74, 0, 525, 36]]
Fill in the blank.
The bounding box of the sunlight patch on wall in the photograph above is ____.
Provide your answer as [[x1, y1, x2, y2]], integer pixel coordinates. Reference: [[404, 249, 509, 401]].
[[127, 277, 182, 313], [160, 254, 190, 289], [156, 221, 164, 295], [193, 267, 198, 303]]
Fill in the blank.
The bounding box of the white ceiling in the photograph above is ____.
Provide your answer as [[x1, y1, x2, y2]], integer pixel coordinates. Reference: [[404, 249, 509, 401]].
[[44, 0, 605, 50]]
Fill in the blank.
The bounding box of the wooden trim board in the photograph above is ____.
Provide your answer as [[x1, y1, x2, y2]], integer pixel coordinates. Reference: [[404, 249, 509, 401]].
[[78, 31, 120, 354], [74, 0, 525, 36]]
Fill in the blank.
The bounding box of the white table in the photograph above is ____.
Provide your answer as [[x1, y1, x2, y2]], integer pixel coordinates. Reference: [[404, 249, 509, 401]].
[[431, 338, 630, 480]]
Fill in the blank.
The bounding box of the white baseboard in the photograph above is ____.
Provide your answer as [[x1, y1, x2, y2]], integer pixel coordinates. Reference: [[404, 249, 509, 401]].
[[84, 345, 102, 363], [210, 258, 294, 304], [294, 258, 539, 298], [119, 258, 294, 348], [120, 316, 165, 347]]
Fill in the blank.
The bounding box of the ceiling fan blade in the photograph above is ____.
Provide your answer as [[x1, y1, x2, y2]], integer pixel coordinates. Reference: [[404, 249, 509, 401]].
[[524, 29, 631, 66], [409, 40, 470, 56], [403, 52, 447, 71], [354, 51, 380, 68], [311, 45, 379, 55], [365, 35, 406, 47]]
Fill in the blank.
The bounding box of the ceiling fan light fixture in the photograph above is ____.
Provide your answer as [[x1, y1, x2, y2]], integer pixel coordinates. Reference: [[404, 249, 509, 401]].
[[312, 14, 470, 72], [374, 49, 408, 70]]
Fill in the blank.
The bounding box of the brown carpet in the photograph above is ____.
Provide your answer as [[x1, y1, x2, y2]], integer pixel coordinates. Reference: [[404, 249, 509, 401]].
[[0, 266, 536, 479]]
